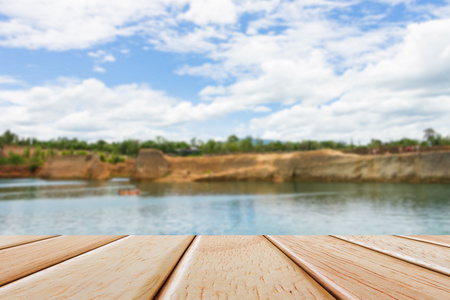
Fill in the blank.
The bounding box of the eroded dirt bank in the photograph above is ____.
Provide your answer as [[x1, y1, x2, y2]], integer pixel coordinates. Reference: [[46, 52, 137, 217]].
[[39, 155, 135, 180], [1, 149, 449, 182], [131, 149, 450, 183], [0, 165, 35, 178]]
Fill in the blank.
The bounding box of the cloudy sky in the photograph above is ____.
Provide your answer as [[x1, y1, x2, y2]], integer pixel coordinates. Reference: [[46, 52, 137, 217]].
[[1, 0, 449, 144]]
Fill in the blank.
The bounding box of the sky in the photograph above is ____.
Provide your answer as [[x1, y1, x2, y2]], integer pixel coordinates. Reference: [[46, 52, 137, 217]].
[[0, 0, 450, 144]]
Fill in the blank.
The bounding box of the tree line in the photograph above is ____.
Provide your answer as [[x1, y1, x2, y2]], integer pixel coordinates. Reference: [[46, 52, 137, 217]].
[[1, 128, 449, 161]]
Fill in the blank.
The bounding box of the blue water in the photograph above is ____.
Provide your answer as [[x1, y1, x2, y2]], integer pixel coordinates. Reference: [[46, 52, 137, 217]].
[[0, 179, 449, 235]]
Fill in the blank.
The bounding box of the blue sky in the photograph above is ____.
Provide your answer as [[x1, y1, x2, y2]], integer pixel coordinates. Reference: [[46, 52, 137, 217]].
[[1, 0, 450, 143]]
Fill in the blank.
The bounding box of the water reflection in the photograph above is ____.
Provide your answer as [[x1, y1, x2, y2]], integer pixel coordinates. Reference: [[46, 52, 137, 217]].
[[0, 179, 449, 235]]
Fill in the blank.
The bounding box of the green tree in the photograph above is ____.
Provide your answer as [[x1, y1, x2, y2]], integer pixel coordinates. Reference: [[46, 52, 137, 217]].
[[368, 139, 382, 148], [254, 138, 264, 152], [22, 147, 31, 159], [47, 148, 57, 156], [203, 139, 217, 154], [423, 128, 436, 141], [2, 130, 17, 144], [227, 135, 239, 143], [239, 136, 253, 152]]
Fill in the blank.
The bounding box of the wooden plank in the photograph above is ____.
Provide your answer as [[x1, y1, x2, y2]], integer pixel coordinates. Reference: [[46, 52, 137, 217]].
[[333, 235, 450, 276], [157, 235, 334, 299], [267, 235, 450, 300], [0, 235, 194, 299], [0, 235, 125, 286], [398, 235, 450, 248], [0, 235, 58, 250]]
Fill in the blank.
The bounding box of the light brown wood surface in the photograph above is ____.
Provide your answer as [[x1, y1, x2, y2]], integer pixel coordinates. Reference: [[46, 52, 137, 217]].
[[0, 235, 124, 286], [267, 235, 450, 300], [0, 235, 58, 250], [0, 235, 194, 299], [157, 235, 334, 300], [333, 235, 450, 275], [398, 235, 450, 248]]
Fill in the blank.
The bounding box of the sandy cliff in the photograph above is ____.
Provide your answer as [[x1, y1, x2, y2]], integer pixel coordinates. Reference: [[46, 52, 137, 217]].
[[0, 165, 35, 178], [39, 155, 111, 180], [131, 149, 450, 183], [109, 159, 136, 178], [2, 149, 449, 182]]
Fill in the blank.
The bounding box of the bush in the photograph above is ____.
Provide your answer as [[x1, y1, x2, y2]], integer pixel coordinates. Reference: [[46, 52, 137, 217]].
[[76, 151, 87, 155], [100, 153, 106, 162], [47, 148, 57, 156], [108, 154, 125, 164], [22, 147, 31, 158], [8, 152, 26, 165], [27, 148, 42, 170], [28, 160, 41, 172], [0, 153, 20, 165]]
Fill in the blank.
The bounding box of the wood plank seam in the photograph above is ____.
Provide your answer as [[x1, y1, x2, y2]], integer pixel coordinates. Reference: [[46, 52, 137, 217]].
[[157, 235, 335, 299], [0, 236, 60, 251], [0, 235, 128, 287], [0, 236, 195, 299], [395, 235, 450, 248], [154, 235, 199, 299], [331, 235, 450, 276], [264, 235, 354, 300], [266, 235, 450, 299]]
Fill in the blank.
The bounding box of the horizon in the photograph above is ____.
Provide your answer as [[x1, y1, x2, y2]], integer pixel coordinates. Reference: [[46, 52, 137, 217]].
[[1, 128, 447, 150], [1, 1, 450, 143]]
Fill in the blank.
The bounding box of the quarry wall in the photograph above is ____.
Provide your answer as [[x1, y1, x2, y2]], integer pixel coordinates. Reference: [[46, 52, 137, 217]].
[[132, 149, 450, 183], [39, 155, 110, 180], [1, 149, 449, 183]]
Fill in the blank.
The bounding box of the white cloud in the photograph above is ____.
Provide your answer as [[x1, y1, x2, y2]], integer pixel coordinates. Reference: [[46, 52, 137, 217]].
[[88, 50, 116, 62], [0, 0, 243, 51], [176, 63, 229, 80], [180, 0, 237, 25], [199, 85, 228, 100], [244, 18, 450, 142], [0, 78, 249, 141], [148, 26, 225, 54], [88, 50, 104, 58], [92, 66, 105, 73], [102, 54, 115, 62], [88, 50, 116, 72], [250, 90, 450, 143], [0, 0, 170, 50], [0, 75, 23, 85]]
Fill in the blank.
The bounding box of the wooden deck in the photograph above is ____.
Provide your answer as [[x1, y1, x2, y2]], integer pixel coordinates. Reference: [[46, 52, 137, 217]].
[[0, 235, 449, 299]]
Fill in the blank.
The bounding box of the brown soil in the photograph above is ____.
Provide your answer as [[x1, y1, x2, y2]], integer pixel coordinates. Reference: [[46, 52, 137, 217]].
[[0, 165, 35, 178], [1, 148, 449, 183], [132, 149, 450, 183]]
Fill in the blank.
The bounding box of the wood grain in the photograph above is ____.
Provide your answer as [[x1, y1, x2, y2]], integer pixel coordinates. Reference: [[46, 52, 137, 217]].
[[333, 235, 450, 276], [0, 235, 58, 250], [0, 235, 194, 299], [267, 235, 450, 300], [0, 235, 124, 286], [157, 235, 334, 299], [398, 235, 450, 248]]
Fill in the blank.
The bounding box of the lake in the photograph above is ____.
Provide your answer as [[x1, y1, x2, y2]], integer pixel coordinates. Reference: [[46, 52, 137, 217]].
[[0, 178, 448, 235]]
